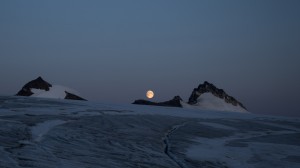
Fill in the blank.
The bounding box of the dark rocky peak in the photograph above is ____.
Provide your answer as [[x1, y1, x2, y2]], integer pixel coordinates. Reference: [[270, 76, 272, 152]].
[[188, 81, 247, 110], [15, 77, 87, 101], [172, 96, 182, 102], [161, 96, 182, 107], [16, 76, 52, 96], [133, 96, 183, 108]]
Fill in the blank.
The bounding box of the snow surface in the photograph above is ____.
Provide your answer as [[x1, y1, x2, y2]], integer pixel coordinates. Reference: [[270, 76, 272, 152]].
[[31, 85, 80, 99], [181, 92, 248, 113], [185, 122, 300, 168], [0, 96, 299, 168], [31, 120, 66, 142]]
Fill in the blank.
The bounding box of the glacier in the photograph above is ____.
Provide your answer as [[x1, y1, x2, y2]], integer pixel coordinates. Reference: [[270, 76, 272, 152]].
[[0, 96, 300, 168]]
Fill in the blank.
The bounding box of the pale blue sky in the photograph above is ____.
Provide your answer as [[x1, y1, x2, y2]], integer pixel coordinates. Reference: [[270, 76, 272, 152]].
[[1, 0, 300, 117]]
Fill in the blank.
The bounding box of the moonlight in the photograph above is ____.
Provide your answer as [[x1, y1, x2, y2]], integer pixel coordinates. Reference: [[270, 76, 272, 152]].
[[146, 90, 154, 99]]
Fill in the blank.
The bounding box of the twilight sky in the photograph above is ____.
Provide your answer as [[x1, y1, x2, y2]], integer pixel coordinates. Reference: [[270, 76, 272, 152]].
[[1, 0, 300, 117]]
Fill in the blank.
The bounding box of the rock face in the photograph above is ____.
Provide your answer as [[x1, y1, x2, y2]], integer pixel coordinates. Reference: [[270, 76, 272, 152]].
[[133, 96, 182, 107], [16, 77, 86, 101], [65, 91, 86, 101], [188, 81, 247, 110], [16, 77, 52, 96]]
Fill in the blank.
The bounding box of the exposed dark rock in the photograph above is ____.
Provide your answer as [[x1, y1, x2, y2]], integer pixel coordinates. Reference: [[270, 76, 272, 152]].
[[188, 81, 247, 110], [65, 91, 86, 101], [133, 96, 182, 107], [16, 76, 52, 96], [16, 76, 87, 101]]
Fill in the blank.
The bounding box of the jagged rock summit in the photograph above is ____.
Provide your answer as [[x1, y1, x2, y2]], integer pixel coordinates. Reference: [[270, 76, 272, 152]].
[[16, 76, 86, 101], [16, 77, 52, 96], [186, 81, 247, 112], [133, 96, 182, 107]]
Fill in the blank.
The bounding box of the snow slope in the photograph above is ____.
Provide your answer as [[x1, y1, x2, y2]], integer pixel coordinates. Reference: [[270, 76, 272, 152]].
[[0, 96, 299, 168], [31, 85, 80, 99], [182, 93, 248, 113]]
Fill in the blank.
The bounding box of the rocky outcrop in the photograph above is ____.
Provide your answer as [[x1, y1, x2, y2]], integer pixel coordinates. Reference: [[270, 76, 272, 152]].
[[188, 81, 247, 110], [16, 76, 86, 101], [16, 77, 52, 96], [65, 91, 86, 101], [133, 96, 182, 107]]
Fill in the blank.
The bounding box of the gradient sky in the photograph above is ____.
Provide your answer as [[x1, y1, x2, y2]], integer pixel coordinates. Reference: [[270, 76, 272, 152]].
[[1, 0, 300, 117]]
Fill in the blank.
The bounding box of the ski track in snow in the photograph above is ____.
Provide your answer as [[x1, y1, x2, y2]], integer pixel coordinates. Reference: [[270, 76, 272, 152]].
[[163, 122, 189, 168]]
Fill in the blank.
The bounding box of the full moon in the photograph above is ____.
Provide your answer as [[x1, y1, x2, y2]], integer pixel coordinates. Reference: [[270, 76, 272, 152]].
[[146, 90, 154, 99]]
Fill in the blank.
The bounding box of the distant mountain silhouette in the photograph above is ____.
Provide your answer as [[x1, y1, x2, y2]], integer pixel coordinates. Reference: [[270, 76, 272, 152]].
[[16, 76, 86, 101], [133, 81, 247, 112], [133, 96, 182, 107]]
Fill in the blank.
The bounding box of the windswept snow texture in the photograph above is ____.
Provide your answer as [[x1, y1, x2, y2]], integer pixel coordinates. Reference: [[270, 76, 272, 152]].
[[31, 120, 67, 142], [31, 85, 80, 99], [0, 96, 300, 168], [182, 93, 248, 113]]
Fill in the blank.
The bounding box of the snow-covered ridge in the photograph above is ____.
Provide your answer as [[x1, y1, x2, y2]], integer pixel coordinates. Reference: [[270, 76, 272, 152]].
[[188, 81, 247, 112], [16, 77, 86, 101], [182, 93, 248, 113], [31, 85, 80, 99]]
